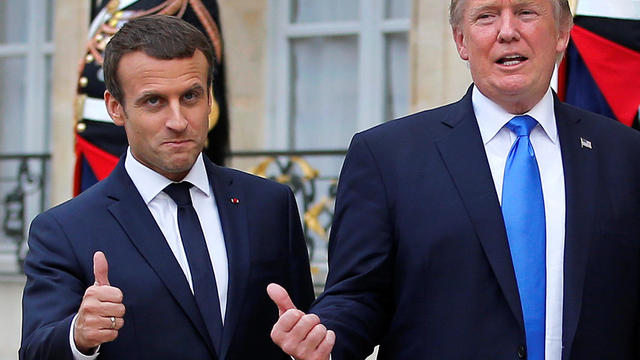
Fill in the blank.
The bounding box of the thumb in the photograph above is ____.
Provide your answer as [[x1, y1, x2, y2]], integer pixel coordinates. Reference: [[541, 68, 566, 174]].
[[93, 251, 110, 286], [267, 283, 296, 316]]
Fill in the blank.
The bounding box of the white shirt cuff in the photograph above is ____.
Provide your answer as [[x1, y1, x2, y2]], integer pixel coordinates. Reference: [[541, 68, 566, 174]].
[[69, 313, 100, 360]]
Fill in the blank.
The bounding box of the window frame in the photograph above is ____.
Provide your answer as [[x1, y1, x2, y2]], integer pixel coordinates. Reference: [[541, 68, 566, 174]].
[[266, 0, 410, 150], [0, 0, 55, 154]]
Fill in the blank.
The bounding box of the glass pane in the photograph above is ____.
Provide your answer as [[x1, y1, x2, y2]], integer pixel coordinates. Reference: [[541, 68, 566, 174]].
[[0, 1, 28, 44], [0, 57, 26, 152], [290, 35, 358, 154], [46, 0, 56, 42], [291, 0, 359, 23], [384, 33, 409, 121], [385, 0, 411, 19]]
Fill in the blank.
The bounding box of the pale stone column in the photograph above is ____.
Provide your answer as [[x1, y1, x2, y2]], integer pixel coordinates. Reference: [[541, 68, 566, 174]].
[[218, 0, 268, 171], [50, 0, 89, 206], [409, 0, 472, 113]]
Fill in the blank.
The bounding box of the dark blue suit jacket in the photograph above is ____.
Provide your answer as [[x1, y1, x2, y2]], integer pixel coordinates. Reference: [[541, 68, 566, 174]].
[[312, 87, 640, 359], [20, 155, 314, 359]]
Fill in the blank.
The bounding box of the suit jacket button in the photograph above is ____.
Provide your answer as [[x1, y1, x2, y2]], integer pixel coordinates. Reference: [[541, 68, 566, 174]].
[[517, 345, 526, 359]]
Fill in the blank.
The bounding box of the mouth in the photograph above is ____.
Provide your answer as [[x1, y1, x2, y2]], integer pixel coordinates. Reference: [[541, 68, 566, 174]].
[[496, 54, 528, 66], [164, 139, 193, 146]]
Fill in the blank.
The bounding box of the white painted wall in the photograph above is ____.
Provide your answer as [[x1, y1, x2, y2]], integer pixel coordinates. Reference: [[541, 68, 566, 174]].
[[0, 276, 25, 360]]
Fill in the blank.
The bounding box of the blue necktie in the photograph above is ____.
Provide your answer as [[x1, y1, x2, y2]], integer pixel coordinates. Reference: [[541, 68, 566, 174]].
[[164, 182, 223, 351], [501, 115, 546, 360]]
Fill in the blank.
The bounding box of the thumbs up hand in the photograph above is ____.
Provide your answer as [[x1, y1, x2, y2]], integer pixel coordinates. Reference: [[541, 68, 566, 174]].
[[267, 283, 335, 360], [74, 251, 126, 355]]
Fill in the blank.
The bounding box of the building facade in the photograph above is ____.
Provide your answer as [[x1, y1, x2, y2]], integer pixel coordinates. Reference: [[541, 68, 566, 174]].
[[0, 1, 472, 358]]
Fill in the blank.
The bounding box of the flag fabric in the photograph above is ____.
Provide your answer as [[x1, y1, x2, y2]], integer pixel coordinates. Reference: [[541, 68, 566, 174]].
[[74, 0, 229, 195], [558, 2, 640, 128]]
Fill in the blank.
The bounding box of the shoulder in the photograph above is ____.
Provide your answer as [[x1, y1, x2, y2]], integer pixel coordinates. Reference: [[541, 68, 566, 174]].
[[208, 162, 293, 197], [355, 95, 471, 148], [36, 172, 122, 225], [558, 101, 640, 147]]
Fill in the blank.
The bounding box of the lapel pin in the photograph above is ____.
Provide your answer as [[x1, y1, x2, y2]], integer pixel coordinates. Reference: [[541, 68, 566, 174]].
[[230, 197, 240, 204], [580, 137, 592, 149]]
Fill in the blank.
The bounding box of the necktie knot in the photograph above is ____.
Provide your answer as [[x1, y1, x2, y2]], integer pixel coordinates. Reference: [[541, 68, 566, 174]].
[[164, 182, 193, 207], [506, 115, 538, 137]]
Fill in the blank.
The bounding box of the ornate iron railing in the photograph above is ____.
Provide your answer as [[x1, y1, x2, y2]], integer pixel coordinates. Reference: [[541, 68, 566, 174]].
[[0, 153, 50, 274], [229, 149, 347, 291], [1, 150, 344, 290]]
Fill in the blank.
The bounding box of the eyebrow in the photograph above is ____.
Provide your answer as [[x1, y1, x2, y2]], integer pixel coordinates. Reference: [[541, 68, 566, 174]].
[[133, 91, 161, 106], [467, 0, 540, 17], [133, 84, 206, 105], [183, 84, 205, 95]]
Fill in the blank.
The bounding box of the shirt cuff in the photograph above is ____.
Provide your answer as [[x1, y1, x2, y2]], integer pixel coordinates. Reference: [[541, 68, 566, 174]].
[[69, 313, 100, 360]]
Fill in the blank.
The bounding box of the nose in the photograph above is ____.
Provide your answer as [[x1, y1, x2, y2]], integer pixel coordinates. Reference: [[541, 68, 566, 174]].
[[165, 100, 188, 131], [497, 11, 520, 43]]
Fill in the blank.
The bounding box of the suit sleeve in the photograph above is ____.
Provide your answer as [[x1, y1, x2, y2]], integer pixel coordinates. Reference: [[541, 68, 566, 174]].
[[20, 212, 87, 360], [285, 188, 315, 312], [310, 133, 394, 359]]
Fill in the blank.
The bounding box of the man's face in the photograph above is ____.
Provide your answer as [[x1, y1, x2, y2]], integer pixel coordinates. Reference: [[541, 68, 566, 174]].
[[105, 50, 211, 181], [453, 0, 570, 113]]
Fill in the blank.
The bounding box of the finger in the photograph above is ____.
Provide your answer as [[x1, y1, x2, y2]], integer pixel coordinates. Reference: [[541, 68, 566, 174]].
[[96, 302, 126, 318], [299, 323, 328, 353], [85, 285, 124, 303], [93, 329, 119, 343], [289, 313, 321, 340], [272, 308, 304, 337], [100, 316, 125, 331], [267, 283, 296, 316], [93, 251, 110, 286], [314, 329, 335, 359]]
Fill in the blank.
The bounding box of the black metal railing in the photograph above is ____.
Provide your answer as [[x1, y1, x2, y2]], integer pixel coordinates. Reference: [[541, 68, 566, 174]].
[[0, 153, 50, 274]]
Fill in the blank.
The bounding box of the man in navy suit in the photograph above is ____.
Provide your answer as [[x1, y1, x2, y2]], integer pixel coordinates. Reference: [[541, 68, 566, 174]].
[[20, 15, 314, 359], [268, 0, 640, 359]]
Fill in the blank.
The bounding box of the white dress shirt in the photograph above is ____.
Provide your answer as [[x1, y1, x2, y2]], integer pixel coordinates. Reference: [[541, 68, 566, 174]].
[[70, 149, 227, 359], [473, 86, 565, 360]]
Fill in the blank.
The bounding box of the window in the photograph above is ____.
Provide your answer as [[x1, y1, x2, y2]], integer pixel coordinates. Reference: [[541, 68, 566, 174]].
[[265, 0, 410, 283], [0, 0, 54, 273], [0, 0, 55, 154], [267, 0, 411, 152]]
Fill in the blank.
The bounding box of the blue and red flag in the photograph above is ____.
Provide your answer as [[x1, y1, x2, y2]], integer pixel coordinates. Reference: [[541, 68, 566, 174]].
[[558, 1, 640, 128]]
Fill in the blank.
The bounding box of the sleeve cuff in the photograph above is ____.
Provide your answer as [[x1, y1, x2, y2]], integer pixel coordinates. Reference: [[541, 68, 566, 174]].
[[69, 313, 100, 360]]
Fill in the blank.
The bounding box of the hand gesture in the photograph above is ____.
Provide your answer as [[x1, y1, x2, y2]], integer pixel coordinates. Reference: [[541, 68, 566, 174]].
[[74, 251, 126, 354], [267, 283, 335, 360]]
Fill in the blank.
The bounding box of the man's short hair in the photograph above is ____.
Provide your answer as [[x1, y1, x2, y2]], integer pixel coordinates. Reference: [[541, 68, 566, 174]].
[[449, 0, 573, 31], [103, 14, 215, 104]]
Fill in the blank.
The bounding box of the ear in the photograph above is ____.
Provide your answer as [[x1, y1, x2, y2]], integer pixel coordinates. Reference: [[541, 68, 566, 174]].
[[208, 87, 213, 112], [556, 23, 572, 55], [104, 90, 125, 126], [453, 27, 469, 61]]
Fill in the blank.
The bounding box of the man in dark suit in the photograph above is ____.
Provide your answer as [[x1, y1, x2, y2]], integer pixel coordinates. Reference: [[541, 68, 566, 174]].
[[268, 0, 640, 359], [20, 15, 314, 360]]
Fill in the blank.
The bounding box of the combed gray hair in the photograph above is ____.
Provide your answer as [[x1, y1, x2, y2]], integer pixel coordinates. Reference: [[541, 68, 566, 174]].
[[449, 0, 573, 30]]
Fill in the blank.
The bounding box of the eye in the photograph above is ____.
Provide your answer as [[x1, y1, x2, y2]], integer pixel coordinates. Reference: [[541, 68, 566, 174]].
[[183, 90, 201, 103], [146, 96, 160, 106], [518, 9, 537, 17], [474, 12, 496, 24]]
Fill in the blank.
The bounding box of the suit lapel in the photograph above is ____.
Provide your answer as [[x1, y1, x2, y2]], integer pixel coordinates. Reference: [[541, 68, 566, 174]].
[[555, 100, 598, 359], [205, 160, 251, 360], [435, 88, 524, 329], [105, 160, 216, 357]]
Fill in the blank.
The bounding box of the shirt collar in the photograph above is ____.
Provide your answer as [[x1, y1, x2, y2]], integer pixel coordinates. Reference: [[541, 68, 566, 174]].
[[124, 148, 211, 204], [472, 85, 558, 145]]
